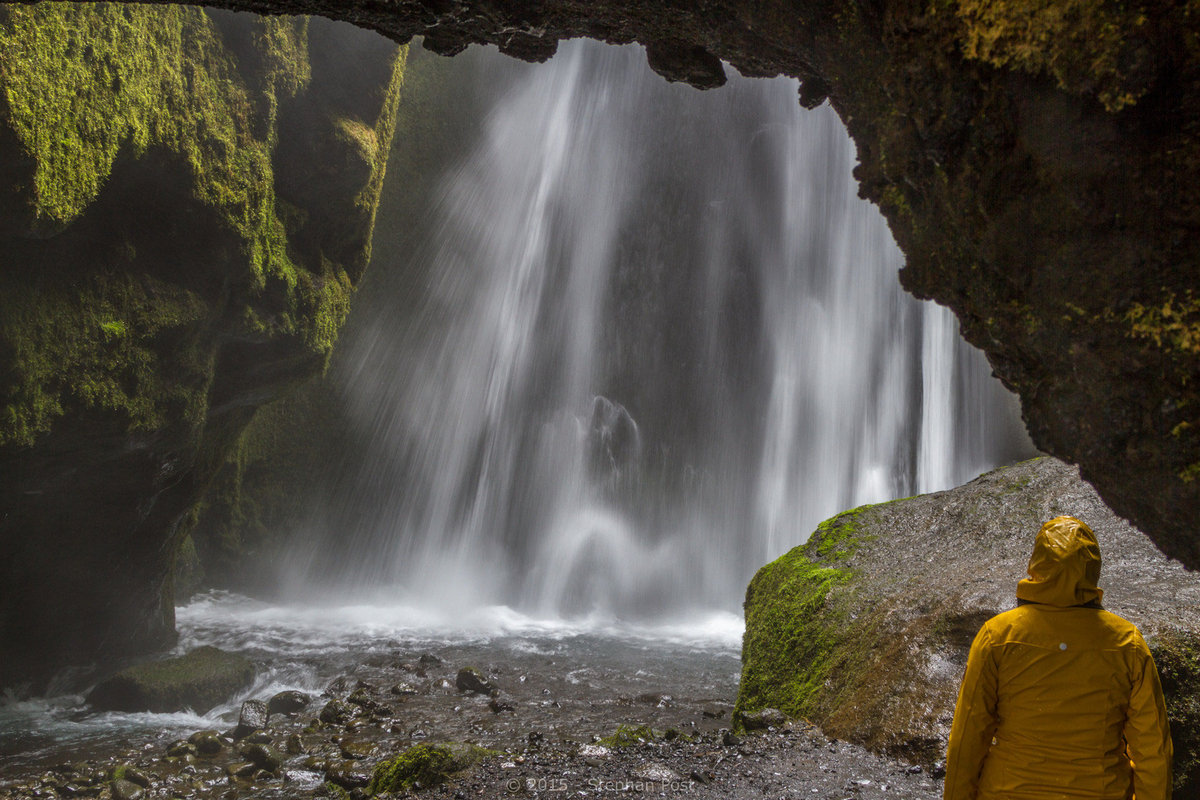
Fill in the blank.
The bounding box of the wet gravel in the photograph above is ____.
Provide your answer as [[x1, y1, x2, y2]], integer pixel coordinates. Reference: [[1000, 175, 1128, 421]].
[[0, 664, 944, 800], [440, 723, 943, 799]]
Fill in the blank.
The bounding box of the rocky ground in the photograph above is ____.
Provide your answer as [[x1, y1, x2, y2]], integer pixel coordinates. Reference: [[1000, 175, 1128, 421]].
[[0, 669, 942, 800], [442, 724, 942, 800]]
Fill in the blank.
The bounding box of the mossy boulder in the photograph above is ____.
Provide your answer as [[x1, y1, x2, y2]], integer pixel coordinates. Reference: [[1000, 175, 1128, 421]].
[[367, 742, 490, 794], [737, 456, 1200, 796], [86, 645, 254, 713]]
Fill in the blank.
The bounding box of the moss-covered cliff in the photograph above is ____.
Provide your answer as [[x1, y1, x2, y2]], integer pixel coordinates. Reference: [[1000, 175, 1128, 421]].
[[180, 43, 486, 594], [736, 457, 1200, 793], [0, 2, 405, 687]]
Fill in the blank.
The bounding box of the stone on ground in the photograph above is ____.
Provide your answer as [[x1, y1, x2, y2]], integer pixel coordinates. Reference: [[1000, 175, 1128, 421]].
[[86, 646, 255, 713]]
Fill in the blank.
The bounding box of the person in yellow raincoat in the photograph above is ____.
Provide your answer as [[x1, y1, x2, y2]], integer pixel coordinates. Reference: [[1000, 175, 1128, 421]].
[[943, 516, 1172, 800]]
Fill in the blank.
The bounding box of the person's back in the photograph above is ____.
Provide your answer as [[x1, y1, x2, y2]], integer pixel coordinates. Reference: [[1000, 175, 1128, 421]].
[[943, 516, 1172, 800]]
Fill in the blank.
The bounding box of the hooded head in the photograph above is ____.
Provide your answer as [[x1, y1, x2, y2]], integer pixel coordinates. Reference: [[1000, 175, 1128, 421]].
[[1015, 516, 1104, 607]]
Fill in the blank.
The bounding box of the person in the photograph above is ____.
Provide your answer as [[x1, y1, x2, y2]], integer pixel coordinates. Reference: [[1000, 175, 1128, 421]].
[[943, 515, 1173, 800]]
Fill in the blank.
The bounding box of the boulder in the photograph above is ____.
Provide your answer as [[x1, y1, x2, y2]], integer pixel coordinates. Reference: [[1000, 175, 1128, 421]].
[[233, 699, 269, 738], [86, 647, 255, 713], [455, 667, 495, 695], [187, 730, 224, 756], [736, 457, 1200, 795], [268, 690, 311, 715], [110, 779, 144, 800], [319, 698, 354, 725], [240, 743, 284, 772]]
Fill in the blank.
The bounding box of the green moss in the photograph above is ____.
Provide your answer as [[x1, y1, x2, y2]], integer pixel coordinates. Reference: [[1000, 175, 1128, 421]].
[[736, 543, 854, 726], [0, 273, 209, 446], [598, 724, 660, 748], [954, 0, 1151, 111], [0, 3, 294, 284], [736, 499, 926, 730], [1148, 631, 1200, 795], [316, 782, 350, 800], [0, 5, 407, 448], [368, 743, 490, 794], [1122, 291, 1200, 355]]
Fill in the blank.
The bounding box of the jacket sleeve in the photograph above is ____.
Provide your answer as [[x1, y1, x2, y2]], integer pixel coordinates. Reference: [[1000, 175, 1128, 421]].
[[1124, 638, 1173, 800], [944, 625, 1000, 800]]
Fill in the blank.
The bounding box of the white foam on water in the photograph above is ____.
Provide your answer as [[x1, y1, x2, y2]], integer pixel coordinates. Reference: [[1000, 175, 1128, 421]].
[[176, 591, 744, 655]]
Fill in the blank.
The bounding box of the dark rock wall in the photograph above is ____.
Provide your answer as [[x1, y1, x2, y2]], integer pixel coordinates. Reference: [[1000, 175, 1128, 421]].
[[138, 0, 1200, 569], [0, 3, 405, 688]]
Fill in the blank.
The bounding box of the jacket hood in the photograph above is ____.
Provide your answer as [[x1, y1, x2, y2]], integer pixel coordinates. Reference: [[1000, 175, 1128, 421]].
[[1015, 516, 1104, 607]]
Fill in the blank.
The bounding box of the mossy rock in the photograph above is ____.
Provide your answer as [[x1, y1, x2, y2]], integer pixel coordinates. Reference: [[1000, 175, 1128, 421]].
[[736, 456, 1200, 794], [86, 645, 254, 713], [1148, 630, 1200, 794], [367, 742, 490, 794]]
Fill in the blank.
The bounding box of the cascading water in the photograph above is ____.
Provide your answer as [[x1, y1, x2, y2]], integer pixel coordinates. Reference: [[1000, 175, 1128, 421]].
[[283, 40, 1032, 620], [0, 37, 1036, 780]]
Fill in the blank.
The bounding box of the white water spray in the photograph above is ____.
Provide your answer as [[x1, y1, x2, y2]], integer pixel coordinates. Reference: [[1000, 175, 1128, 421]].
[[284, 41, 1032, 618]]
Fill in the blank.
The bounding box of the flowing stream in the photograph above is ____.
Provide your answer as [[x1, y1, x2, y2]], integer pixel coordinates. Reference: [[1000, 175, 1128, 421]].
[[1, 39, 1031, 780]]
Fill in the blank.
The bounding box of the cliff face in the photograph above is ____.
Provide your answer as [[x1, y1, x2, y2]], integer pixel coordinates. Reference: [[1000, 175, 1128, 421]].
[[150, 0, 1200, 570], [0, 3, 404, 687]]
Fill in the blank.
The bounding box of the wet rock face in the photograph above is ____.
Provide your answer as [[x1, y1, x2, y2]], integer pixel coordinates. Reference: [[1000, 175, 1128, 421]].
[[736, 457, 1200, 795], [0, 7, 404, 688], [169, 0, 1200, 567]]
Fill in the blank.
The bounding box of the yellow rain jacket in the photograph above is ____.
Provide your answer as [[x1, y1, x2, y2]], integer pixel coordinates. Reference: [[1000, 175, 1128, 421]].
[[944, 516, 1172, 800]]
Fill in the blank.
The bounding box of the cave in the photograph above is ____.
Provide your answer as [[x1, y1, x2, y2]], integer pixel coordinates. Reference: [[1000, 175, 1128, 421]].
[[0, 0, 1197, 753]]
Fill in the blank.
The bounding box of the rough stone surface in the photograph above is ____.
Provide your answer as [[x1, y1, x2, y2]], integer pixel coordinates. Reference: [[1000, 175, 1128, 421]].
[[0, 4, 406, 688], [737, 457, 1200, 796], [187, 730, 224, 755], [455, 666, 495, 695], [135, 0, 1200, 574], [233, 698, 269, 738], [109, 779, 144, 800], [86, 646, 255, 714], [267, 689, 311, 715], [368, 742, 490, 794]]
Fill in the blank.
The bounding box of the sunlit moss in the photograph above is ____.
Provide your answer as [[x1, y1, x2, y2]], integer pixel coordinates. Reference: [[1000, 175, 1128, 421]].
[[368, 743, 490, 794], [1123, 291, 1200, 355], [954, 0, 1150, 111]]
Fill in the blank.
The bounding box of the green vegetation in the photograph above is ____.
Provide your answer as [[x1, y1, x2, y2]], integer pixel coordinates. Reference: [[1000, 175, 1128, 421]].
[[1148, 631, 1200, 794], [599, 724, 659, 747], [368, 743, 490, 794], [0, 3, 293, 271], [1123, 291, 1200, 355], [735, 504, 883, 726], [0, 272, 209, 447], [953, 0, 1151, 111], [85, 645, 255, 713], [736, 542, 854, 724], [0, 4, 408, 449]]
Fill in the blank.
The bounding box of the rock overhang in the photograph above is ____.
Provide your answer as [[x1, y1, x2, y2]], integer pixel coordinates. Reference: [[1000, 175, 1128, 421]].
[[143, 0, 1200, 569]]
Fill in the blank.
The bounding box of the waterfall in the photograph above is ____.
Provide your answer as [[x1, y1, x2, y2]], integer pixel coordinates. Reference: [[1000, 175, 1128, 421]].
[[282, 40, 1032, 618]]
